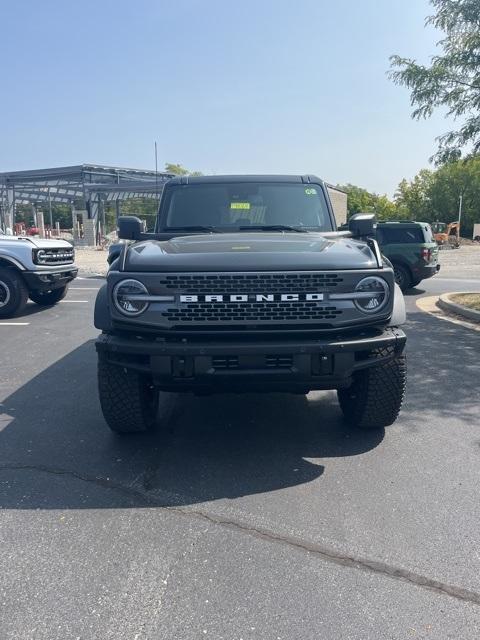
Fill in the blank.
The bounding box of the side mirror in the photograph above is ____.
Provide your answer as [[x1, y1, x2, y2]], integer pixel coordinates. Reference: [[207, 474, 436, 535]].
[[348, 213, 376, 238], [117, 216, 144, 241]]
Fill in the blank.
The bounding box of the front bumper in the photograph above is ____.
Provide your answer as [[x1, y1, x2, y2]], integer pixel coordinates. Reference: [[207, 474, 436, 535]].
[[23, 267, 78, 292], [96, 326, 406, 393]]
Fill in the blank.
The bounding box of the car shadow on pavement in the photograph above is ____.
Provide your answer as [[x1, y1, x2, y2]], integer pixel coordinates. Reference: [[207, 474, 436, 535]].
[[402, 308, 480, 427], [0, 340, 384, 510], [404, 287, 426, 296], [10, 301, 56, 318]]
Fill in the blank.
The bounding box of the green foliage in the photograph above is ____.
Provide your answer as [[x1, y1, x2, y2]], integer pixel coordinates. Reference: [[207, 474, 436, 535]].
[[165, 163, 202, 176], [337, 184, 404, 221], [337, 184, 376, 215], [394, 155, 480, 236], [389, 0, 480, 163], [339, 155, 480, 236], [15, 203, 73, 229], [394, 170, 435, 221]]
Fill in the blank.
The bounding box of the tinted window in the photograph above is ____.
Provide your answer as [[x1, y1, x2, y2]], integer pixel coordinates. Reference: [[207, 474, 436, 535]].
[[378, 226, 424, 244], [159, 183, 333, 231]]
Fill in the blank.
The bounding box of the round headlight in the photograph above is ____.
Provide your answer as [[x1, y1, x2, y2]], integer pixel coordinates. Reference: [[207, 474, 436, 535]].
[[113, 279, 149, 316], [354, 276, 389, 313], [37, 250, 46, 262]]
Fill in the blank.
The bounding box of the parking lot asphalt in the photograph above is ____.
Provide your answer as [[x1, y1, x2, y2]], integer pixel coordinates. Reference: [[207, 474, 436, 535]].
[[1, 273, 480, 639]]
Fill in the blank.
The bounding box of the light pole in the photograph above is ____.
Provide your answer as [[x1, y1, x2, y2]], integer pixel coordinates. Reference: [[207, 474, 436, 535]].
[[48, 187, 53, 229]]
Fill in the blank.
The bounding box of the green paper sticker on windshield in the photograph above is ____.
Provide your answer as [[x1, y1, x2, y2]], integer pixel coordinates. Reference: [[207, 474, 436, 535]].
[[304, 188, 317, 195], [230, 202, 251, 210]]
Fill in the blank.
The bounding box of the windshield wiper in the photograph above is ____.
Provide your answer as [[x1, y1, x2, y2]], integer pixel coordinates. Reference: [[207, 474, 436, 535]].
[[238, 225, 308, 233], [165, 225, 221, 233]]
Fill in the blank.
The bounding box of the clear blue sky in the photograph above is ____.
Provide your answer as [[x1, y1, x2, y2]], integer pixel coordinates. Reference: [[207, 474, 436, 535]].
[[0, 0, 448, 195]]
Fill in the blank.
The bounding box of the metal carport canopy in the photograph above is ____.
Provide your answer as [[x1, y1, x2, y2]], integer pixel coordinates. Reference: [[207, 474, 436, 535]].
[[0, 164, 173, 229]]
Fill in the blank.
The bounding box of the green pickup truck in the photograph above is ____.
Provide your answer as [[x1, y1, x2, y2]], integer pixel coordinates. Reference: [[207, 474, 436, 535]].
[[376, 221, 440, 291]]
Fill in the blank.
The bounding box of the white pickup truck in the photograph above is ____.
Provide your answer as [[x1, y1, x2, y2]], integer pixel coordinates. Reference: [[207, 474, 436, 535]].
[[0, 233, 78, 318]]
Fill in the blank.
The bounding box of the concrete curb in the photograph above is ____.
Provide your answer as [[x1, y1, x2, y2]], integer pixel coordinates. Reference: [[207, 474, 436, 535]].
[[438, 292, 480, 323]]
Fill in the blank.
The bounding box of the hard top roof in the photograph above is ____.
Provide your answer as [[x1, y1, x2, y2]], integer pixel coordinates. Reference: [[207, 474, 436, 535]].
[[166, 174, 325, 185], [377, 220, 430, 226]]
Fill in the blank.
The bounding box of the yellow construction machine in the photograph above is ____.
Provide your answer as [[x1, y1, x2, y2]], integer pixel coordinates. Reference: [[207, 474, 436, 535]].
[[432, 221, 460, 248]]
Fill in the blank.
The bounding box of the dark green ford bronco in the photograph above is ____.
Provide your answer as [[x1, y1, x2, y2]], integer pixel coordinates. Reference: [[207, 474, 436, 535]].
[[95, 175, 407, 435], [376, 221, 440, 291]]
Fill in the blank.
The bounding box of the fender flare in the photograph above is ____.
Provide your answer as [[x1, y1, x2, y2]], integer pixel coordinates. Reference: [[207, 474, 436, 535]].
[[388, 283, 406, 326], [0, 255, 26, 270], [94, 283, 113, 331]]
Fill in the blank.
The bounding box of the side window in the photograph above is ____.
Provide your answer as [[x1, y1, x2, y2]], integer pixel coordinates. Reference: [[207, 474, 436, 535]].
[[423, 225, 434, 242], [380, 227, 423, 244]]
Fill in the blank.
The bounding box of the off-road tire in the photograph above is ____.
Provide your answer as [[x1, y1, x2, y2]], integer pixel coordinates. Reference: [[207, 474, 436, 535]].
[[393, 264, 412, 292], [98, 359, 160, 433], [29, 285, 69, 306], [337, 351, 406, 429], [0, 268, 29, 319]]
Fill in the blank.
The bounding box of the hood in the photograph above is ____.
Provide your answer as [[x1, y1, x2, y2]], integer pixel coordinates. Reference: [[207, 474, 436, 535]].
[[0, 235, 73, 249], [124, 232, 378, 272]]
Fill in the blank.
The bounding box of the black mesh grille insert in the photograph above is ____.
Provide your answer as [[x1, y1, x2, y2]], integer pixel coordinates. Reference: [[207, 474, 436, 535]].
[[211, 355, 294, 370], [265, 355, 293, 369], [159, 273, 343, 294], [162, 301, 342, 323], [212, 356, 239, 370]]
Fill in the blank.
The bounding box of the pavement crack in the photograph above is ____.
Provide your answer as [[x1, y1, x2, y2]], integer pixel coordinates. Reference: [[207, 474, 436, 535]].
[[2, 462, 480, 608], [0, 463, 154, 504], [189, 510, 480, 607]]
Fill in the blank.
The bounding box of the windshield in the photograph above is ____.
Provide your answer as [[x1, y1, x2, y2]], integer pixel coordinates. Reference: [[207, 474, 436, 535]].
[[158, 182, 333, 232]]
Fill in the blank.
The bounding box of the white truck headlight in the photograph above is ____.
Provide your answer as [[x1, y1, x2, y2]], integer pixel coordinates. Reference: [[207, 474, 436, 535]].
[[113, 279, 149, 316], [354, 276, 389, 313]]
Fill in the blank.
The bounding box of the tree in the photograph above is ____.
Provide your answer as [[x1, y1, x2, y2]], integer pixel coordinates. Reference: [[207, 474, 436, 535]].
[[394, 169, 434, 220], [389, 0, 480, 163], [337, 184, 401, 220], [393, 156, 480, 236], [336, 184, 377, 215], [165, 163, 202, 176]]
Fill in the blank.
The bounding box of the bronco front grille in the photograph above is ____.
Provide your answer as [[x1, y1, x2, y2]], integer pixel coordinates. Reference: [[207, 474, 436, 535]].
[[162, 301, 342, 323], [159, 272, 343, 294], [34, 247, 74, 265]]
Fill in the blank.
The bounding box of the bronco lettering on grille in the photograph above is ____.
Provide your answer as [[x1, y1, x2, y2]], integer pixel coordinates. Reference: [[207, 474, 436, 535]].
[[179, 293, 325, 303]]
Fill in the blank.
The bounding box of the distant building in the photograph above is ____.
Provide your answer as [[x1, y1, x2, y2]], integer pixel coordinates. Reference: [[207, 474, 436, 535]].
[[326, 185, 348, 226]]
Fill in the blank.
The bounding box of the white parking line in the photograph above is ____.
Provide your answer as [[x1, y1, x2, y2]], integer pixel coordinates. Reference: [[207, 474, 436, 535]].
[[435, 277, 480, 283], [0, 322, 30, 326]]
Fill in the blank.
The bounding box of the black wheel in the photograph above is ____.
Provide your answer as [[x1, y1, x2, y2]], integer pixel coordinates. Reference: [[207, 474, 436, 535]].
[[29, 285, 68, 306], [338, 350, 406, 429], [0, 268, 29, 318], [98, 359, 160, 433], [393, 264, 411, 291]]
